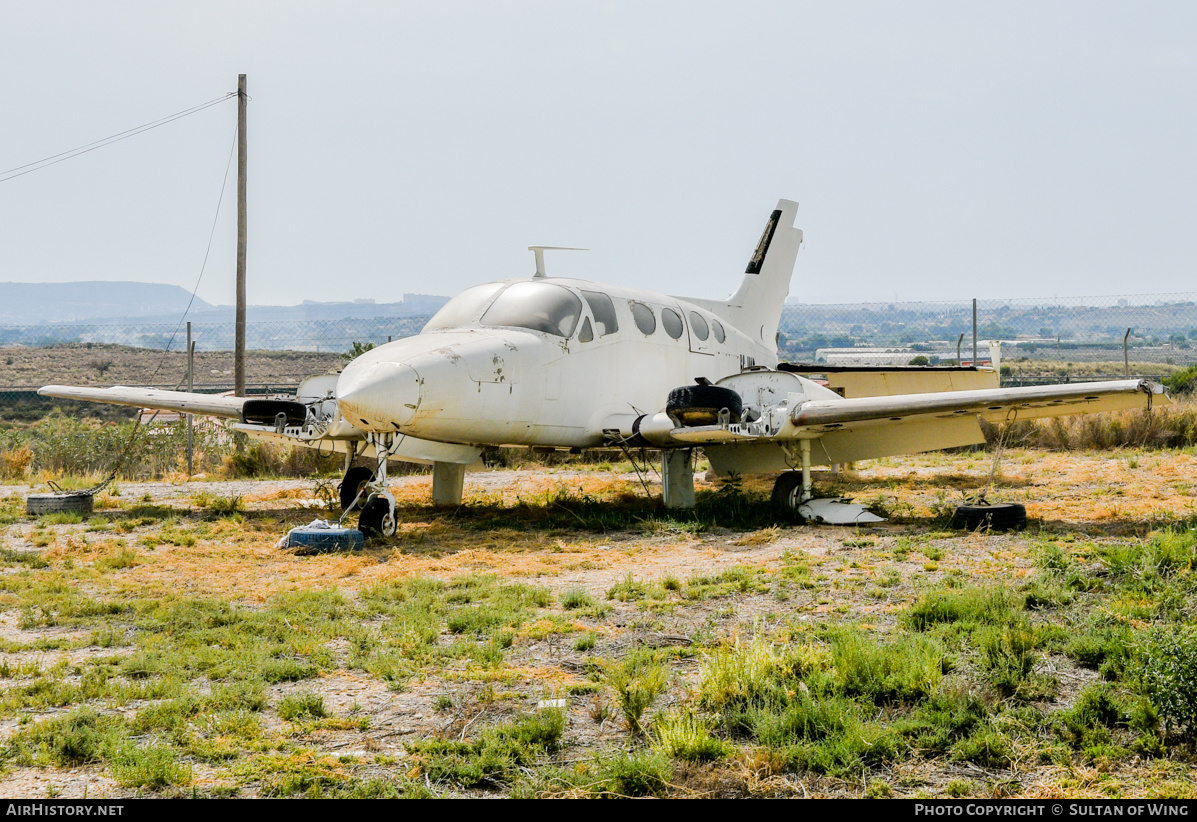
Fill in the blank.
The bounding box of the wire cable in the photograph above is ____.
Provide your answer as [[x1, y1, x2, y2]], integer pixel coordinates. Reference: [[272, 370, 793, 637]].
[[0, 92, 236, 185], [146, 122, 238, 380]]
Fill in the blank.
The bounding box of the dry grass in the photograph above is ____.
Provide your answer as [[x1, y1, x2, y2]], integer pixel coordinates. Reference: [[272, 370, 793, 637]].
[[3, 450, 1197, 799]]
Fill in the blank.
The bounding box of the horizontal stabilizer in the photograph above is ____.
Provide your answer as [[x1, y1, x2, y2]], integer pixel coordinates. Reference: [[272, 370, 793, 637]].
[[38, 385, 246, 419]]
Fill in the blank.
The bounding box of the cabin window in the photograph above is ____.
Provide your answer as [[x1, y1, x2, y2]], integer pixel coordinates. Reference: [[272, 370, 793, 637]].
[[582, 291, 619, 336], [481, 281, 582, 337], [689, 311, 709, 341], [662, 308, 684, 340], [712, 319, 726, 343], [423, 282, 504, 331], [629, 301, 656, 335]]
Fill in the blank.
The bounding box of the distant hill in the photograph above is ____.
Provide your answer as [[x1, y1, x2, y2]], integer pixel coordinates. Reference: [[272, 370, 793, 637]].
[[0, 283, 449, 327], [0, 282, 212, 324]]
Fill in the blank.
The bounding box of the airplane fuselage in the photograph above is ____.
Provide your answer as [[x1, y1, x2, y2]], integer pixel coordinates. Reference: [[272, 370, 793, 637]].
[[335, 276, 777, 449]]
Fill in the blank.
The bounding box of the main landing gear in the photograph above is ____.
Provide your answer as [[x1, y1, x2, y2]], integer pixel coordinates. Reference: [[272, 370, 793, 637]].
[[771, 439, 884, 526]]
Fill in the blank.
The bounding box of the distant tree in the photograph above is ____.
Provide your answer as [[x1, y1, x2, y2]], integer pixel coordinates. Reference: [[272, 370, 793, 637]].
[[342, 341, 376, 363], [908, 355, 930, 366], [1165, 364, 1197, 394]]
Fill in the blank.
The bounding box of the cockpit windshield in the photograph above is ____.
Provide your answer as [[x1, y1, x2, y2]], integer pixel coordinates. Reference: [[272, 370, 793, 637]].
[[423, 283, 505, 331], [481, 281, 582, 337]]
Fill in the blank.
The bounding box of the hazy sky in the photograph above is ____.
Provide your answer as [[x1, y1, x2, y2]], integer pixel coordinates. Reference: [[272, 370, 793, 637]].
[[2, 1, 1194, 308]]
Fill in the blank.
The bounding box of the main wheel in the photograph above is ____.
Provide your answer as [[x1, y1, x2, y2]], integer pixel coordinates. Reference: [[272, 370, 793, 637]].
[[770, 472, 803, 510], [339, 466, 375, 511], [666, 385, 743, 427], [950, 502, 1027, 532], [358, 497, 397, 538]]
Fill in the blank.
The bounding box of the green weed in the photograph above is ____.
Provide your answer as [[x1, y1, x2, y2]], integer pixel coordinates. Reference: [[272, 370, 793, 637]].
[[604, 648, 669, 736]]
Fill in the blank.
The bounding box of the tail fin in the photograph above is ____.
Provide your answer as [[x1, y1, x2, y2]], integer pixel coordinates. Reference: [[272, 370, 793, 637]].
[[686, 199, 802, 354]]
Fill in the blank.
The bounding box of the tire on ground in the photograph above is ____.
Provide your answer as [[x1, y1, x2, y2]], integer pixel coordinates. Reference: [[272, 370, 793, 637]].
[[950, 502, 1027, 532], [27, 493, 94, 517], [339, 466, 375, 511], [286, 526, 364, 555], [666, 385, 743, 427]]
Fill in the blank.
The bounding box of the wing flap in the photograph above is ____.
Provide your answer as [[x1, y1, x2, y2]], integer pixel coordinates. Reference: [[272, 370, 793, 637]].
[[38, 385, 246, 419]]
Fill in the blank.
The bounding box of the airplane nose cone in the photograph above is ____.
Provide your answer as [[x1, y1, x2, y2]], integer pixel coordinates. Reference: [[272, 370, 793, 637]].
[[337, 361, 421, 430]]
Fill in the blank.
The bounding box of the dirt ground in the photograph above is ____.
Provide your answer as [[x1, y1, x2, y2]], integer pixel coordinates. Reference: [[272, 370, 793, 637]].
[[0, 449, 1195, 798], [0, 343, 343, 389]]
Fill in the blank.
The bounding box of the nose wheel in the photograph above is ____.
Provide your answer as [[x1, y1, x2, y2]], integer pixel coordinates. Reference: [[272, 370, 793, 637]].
[[358, 495, 397, 538], [338, 466, 375, 512]]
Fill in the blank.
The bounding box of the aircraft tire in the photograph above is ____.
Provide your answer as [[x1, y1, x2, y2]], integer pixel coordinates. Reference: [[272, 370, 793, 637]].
[[770, 472, 802, 509], [286, 526, 364, 555], [358, 497, 396, 539], [769, 472, 805, 522], [339, 466, 375, 511], [27, 493, 94, 517], [666, 385, 743, 427], [950, 502, 1027, 532]]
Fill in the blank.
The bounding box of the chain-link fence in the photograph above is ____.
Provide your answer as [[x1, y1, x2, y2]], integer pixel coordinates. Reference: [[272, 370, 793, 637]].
[[3, 291, 1197, 419]]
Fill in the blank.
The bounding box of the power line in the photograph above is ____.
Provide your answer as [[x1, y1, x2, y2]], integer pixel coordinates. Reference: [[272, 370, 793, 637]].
[[0, 92, 237, 185], [148, 122, 240, 381]]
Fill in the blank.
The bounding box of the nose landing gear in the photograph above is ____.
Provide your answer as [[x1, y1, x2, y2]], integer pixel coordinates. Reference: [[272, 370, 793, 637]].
[[339, 435, 399, 539]]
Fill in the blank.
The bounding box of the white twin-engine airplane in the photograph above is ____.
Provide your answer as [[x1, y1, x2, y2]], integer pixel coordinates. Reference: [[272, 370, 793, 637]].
[[40, 200, 1168, 535]]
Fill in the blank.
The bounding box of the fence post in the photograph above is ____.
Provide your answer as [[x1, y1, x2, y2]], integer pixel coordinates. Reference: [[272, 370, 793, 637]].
[[1124, 328, 1131, 378], [972, 299, 977, 367]]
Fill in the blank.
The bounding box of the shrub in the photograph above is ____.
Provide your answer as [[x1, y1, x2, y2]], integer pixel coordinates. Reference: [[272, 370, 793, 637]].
[[904, 586, 1022, 632], [651, 709, 730, 762], [697, 634, 827, 713], [0, 445, 33, 479], [589, 751, 672, 797], [278, 690, 328, 721], [978, 620, 1042, 697], [561, 587, 596, 610], [110, 743, 192, 789], [604, 648, 669, 735], [1056, 683, 1128, 752], [829, 629, 946, 705], [1141, 628, 1197, 741], [2, 708, 125, 767]]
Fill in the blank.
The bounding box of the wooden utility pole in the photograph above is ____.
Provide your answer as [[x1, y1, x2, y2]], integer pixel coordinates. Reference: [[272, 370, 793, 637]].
[[186, 321, 194, 476], [235, 73, 247, 397]]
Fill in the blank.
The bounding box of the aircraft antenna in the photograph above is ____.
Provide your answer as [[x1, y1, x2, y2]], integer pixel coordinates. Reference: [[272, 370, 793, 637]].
[[528, 246, 586, 278]]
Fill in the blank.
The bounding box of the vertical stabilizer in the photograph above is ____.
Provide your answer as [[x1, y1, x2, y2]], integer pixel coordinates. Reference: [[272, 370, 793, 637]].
[[684, 199, 802, 355]]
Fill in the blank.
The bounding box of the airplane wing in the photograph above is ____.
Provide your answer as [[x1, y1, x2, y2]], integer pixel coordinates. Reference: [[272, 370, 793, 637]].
[[670, 378, 1168, 472], [790, 379, 1165, 430], [38, 385, 247, 419]]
